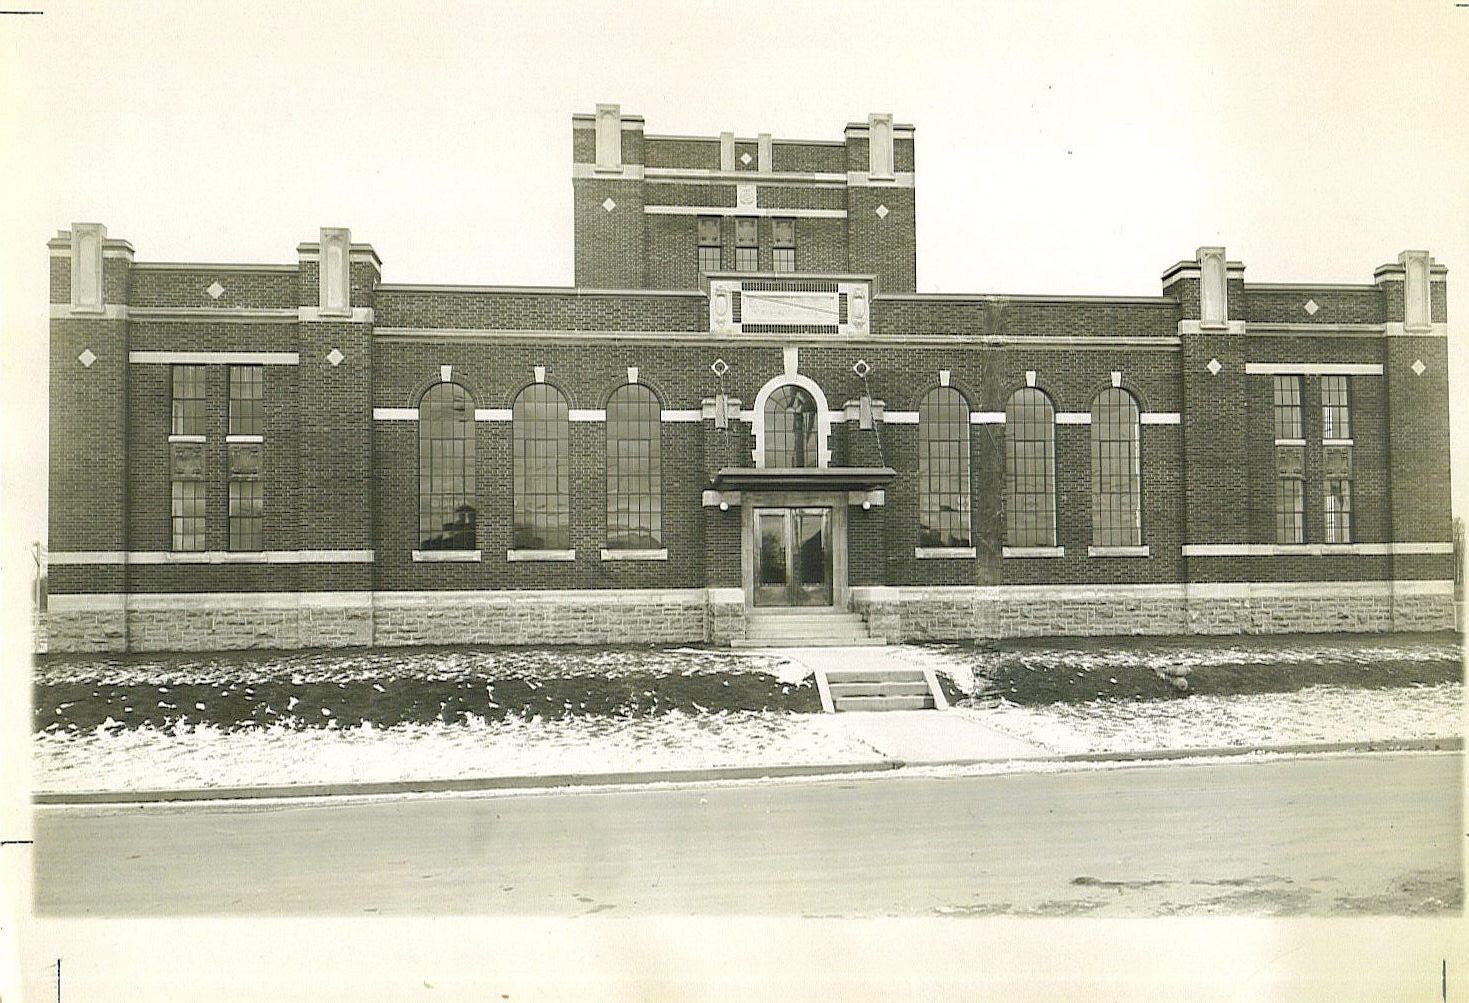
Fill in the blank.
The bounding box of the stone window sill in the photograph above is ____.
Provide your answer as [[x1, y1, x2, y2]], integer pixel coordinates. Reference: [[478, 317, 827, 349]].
[[413, 549, 482, 562], [226, 434, 264, 443], [1274, 438, 1306, 447], [507, 549, 576, 562], [1322, 438, 1354, 447], [914, 547, 975, 559], [164, 551, 210, 562], [219, 551, 269, 563], [601, 548, 669, 561], [168, 434, 206, 443], [1088, 545, 1150, 558], [1002, 546, 1065, 558]]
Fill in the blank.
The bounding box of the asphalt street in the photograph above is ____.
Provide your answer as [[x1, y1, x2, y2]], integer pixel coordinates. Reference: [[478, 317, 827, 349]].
[[33, 751, 1462, 917]]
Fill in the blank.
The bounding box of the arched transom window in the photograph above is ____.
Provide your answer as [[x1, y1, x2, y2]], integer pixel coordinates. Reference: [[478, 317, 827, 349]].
[[763, 384, 819, 468], [512, 383, 570, 550], [917, 386, 971, 547], [1091, 388, 1142, 547], [1004, 388, 1056, 547], [418, 382, 476, 550], [606, 384, 662, 550]]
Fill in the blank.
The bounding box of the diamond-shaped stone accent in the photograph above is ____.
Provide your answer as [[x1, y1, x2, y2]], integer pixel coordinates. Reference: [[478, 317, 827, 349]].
[[206, 281, 225, 300], [710, 358, 729, 377], [1411, 358, 1426, 376], [875, 204, 889, 219], [326, 348, 344, 367], [851, 359, 871, 378], [1303, 298, 1318, 316], [77, 348, 96, 368], [1206, 357, 1222, 376], [601, 197, 616, 212], [739, 152, 752, 165]]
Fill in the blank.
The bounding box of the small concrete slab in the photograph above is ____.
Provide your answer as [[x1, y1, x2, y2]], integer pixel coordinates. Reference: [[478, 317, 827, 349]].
[[832, 709, 1046, 763]]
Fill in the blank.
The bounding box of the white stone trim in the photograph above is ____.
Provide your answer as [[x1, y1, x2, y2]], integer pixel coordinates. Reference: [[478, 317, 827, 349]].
[[660, 409, 703, 422], [571, 163, 646, 180], [299, 306, 374, 324], [568, 409, 606, 422], [1274, 438, 1307, 447], [372, 327, 1184, 350], [1383, 322, 1448, 338], [1055, 412, 1092, 424], [644, 205, 848, 219], [845, 171, 916, 187], [881, 410, 919, 424], [1182, 542, 1452, 557], [167, 434, 206, 444], [49, 304, 129, 320], [412, 550, 482, 562], [1244, 362, 1383, 376], [130, 351, 299, 365], [374, 407, 418, 421], [915, 547, 976, 559], [970, 412, 1006, 424], [644, 166, 847, 184], [226, 434, 265, 444], [1322, 438, 1355, 447], [47, 549, 374, 565], [1002, 546, 1065, 558], [1088, 545, 1151, 558], [125, 307, 298, 323], [1178, 320, 1248, 335], [475, 408, 513, 421], [506, 549, 576, 562], [1140, 412, 1181, 425], [600, 548, 669, 561]]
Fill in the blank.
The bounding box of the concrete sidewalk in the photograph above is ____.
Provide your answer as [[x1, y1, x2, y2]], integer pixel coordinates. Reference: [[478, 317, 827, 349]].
[[832, 709, 1044, 762]]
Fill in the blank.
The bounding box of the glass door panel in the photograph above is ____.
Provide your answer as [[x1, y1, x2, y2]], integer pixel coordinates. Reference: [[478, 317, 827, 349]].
[[752, 507, 832, 607]]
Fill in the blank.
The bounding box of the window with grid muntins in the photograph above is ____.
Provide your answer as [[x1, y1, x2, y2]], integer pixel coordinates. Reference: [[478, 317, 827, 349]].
[[1273, 375, 1303, 440], [735, 217, 758, 272], [917, 387, 971, 547], [171, 364, 207, 436], [1090, 388, 1142, 547], [1004, 388, 1057, 547], [228, 366, 263, 436], [606, 384, 662, 549], [418, 383, 477, 550], [1276, 475, 1305, 544], [772, 217, 796, 273], [513, 383, 570, 549], [1325, 478, 1352, 543], [171, 480, 206, 551], [228, 479, 263, 551], [1321, 375, 1351, 439], [697, 216, 721, 273], [763, 385, 819, 468]]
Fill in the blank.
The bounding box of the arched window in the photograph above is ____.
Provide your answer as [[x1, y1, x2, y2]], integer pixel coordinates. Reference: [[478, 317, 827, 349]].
[[917, 386, 971, 547], [606, 384, 662, 549], [763, 384, 819, 468], [512, 383, 570, 550], [1091, 388, 1142, 547], [1004, 388, 1056, 547], [418, 382, 476, 550]]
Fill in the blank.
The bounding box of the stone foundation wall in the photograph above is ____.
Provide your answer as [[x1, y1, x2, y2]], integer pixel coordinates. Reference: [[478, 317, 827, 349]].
[[371, 590, 707, 647]]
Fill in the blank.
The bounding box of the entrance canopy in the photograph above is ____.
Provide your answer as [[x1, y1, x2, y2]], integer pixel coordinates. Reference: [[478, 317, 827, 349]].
[[709, 466, 896, 493]]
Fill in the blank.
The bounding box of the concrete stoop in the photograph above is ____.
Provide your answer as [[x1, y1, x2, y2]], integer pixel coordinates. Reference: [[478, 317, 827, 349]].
[[731, 610, 886, 648], [822, 666, 946, 712]]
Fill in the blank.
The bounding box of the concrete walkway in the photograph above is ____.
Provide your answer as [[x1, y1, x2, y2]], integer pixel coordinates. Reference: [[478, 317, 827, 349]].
[[772, 644, 1047, 762]]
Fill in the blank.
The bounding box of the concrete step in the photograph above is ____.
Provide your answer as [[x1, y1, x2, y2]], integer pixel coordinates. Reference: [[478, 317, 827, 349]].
[[833, 694, 935, 712], [824, 669, 927, 684], [745, 614, 866, 630], [827, 680, 932, 699], [731, 634, 887, 649]]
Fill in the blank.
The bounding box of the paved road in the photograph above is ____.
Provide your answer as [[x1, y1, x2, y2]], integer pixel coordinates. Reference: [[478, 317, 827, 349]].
[[33, 752, 1462, 917]]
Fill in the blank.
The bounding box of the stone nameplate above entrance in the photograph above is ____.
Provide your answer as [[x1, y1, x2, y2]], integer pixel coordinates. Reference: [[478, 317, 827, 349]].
[[707, 275, 873, 338]]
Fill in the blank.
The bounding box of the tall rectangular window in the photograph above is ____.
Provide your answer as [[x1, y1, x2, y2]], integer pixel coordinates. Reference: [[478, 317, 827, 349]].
[[1324, 446, 1352, 544], [1272, 375, 1303, 440], [1004, 388, 1057, 547], [918, 387, 971, 547], [735, 217, 758, 271], [772, 217, 796, 273], [1321, 375, 1351, 439], [229, 366, 263, 436], [229, 479, 263, 551], [697, 216, 721, 273], [171, 365, 207, 436], [172, 481, 207, 552], [606, 385, 662, 549], [1274, 443, 1305, 544]]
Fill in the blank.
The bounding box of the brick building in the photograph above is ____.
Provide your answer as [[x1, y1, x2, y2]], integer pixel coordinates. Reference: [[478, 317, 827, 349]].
[[46, 105, 1456, 652]]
